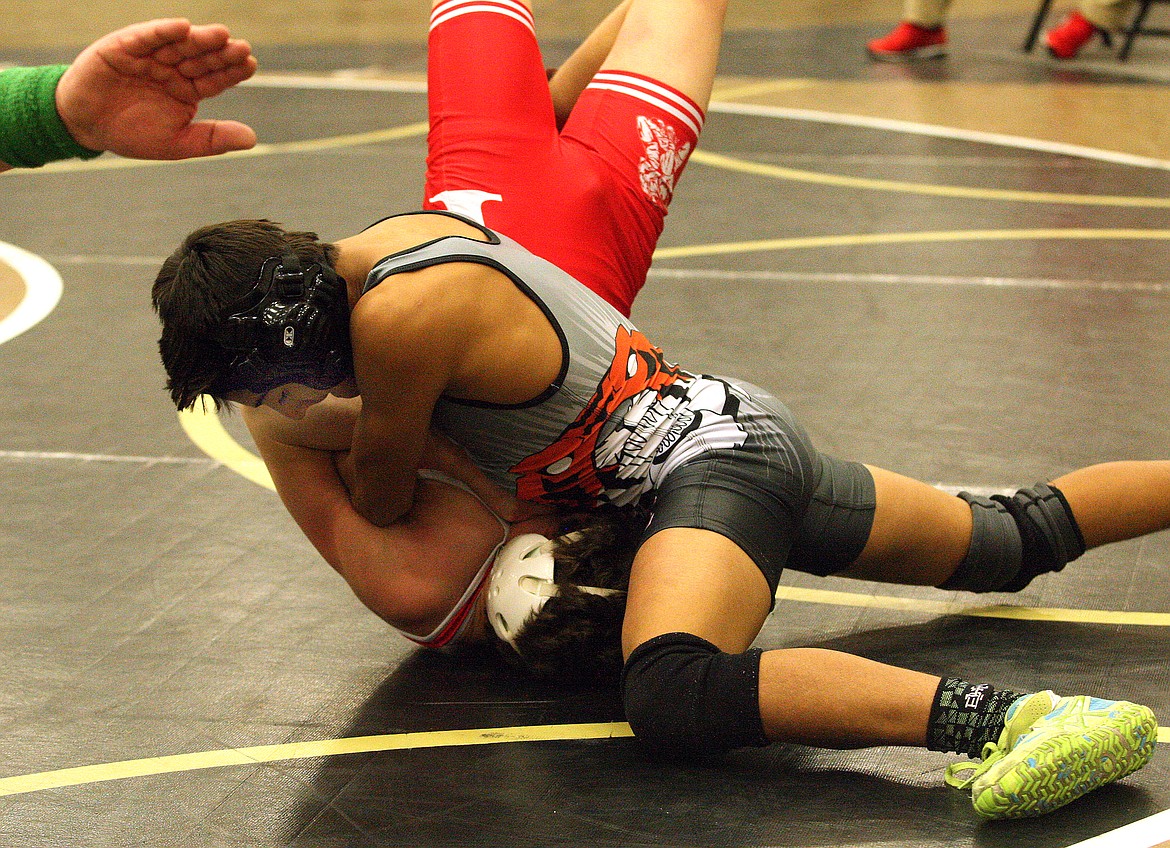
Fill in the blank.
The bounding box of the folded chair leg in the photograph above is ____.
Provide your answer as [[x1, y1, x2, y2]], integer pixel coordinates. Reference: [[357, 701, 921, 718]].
[[1119, 0, 1155, 60], [1023, 0, 1055, 51]]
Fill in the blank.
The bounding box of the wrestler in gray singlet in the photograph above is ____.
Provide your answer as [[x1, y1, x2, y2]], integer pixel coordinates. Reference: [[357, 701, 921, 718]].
[[363, 211, 875, 592]]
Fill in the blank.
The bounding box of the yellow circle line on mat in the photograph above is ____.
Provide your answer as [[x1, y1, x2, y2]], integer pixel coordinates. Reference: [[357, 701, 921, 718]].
[[0, 720, 1163, 799], [0, 723, 635, 798], [178, 406, 274, 490], [653, 228, 1170, 260], [689, 149, 1170, 207], [9, 116, 1167, 210]]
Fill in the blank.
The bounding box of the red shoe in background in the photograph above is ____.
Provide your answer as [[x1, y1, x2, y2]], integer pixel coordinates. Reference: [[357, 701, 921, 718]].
[[867, 22, 948, 61], [1045, 10, 1101, 59]]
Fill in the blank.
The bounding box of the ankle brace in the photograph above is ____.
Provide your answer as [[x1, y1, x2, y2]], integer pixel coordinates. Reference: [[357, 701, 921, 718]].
[[927, 677, 1025, 758]]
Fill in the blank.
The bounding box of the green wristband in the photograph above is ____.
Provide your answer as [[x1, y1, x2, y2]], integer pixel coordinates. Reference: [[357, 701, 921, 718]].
[[0, 64, 102, 168]]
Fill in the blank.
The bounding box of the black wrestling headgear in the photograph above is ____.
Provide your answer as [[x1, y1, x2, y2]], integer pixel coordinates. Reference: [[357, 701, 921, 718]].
[[214, 253, 353, 395]]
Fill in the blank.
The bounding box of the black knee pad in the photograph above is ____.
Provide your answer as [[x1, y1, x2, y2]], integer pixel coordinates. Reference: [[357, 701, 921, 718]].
[[993, 483, 1086, 591], [940, 483, 1086, 593], [621, 632, 769, 759]]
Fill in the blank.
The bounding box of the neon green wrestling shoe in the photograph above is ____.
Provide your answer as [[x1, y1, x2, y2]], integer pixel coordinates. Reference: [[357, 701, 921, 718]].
[[944, 690, 1158, 819]]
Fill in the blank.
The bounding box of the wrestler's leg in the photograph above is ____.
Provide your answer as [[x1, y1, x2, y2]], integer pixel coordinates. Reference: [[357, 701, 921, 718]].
[[426, 0, 550, 126], [836, 461, 1170, 587], [424, 0, 556, 221], [549, 0, 633, 127], [835, 466, 972, 586], [426, 0, 639, 150], [618, 473, 1159, 806], [546, 0, 727, 313], [1049, 460, 1170, 547], [620, 527, 939, 750], [601, 0, 728, 111], [423, 0, 650, 314], [425, 0, 639, 206]]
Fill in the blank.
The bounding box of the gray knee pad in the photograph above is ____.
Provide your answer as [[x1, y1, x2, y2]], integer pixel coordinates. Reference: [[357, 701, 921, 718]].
[[621, 632, 769, 759], [941, 483, 1086, 593], [941, 492, 1022, 592]]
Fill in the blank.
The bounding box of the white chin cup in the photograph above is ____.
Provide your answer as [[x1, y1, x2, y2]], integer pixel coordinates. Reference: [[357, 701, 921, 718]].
[[487, 534, 559, 648]]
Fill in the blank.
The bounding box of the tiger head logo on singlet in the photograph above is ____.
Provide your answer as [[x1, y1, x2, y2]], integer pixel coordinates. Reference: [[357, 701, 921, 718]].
[[509, 325, 748, 508]]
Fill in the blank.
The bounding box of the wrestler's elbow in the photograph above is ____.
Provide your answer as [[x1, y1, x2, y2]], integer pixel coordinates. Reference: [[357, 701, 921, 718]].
[[350, 477, 413, 527], [353, 493, 409, 528]]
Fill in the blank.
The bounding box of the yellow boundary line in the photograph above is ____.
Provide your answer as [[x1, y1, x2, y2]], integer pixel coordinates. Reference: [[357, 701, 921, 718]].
[[177, 406, 273, 490], [775, 586, 1170, 627], [689, 149, 1170, 207], [0, 723, 634, 798], [14, 123, 430, 174], [10, 117, 1170, 209], [654, 228, 1170, 260], [0, 720, 1162, 798]]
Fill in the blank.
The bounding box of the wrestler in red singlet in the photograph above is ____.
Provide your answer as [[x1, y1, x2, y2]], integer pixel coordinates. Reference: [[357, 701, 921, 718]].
[[424, 0, 704, 317]]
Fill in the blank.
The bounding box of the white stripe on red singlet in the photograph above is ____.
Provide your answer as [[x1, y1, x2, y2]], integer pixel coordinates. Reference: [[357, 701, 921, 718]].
[[429, 0, 535, 33], [587, 71, 705, 138]]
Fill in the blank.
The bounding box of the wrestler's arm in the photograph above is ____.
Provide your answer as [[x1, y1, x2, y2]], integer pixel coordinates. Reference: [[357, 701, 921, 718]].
[[344, 274, 464, 527], [265, 393, 503, 509], [418, 429, 529, 522], [243, 405, 507, 639]]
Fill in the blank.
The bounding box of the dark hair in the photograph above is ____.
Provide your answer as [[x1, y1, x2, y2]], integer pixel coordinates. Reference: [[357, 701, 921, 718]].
[[151, 220, 340, 411], [500, 504, 650, 689]]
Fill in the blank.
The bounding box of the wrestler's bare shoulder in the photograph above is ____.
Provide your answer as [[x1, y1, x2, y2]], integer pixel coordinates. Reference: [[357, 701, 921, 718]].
[[335, 212, 488, 273]]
